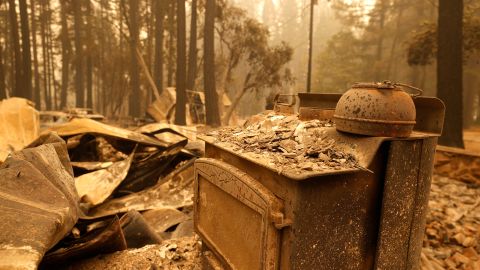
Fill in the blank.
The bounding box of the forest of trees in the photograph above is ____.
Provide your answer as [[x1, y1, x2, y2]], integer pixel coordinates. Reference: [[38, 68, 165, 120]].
[[0, 0, 478, 146], [0, 0, 293, 126]]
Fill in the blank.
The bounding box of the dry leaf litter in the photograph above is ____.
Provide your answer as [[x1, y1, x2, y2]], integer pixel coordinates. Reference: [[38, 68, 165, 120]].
[[208, 112, 359, 174], [422, 175, 480, 270]]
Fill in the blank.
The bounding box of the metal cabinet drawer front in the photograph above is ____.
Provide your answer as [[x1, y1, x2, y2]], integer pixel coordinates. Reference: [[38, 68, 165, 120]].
[[194, 158, 285, 270]]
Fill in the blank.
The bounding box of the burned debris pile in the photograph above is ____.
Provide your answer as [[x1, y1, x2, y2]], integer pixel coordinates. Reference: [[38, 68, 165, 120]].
[[208, 112, 359, 174], [65, 236, 201, 270], [0, 99, 199, 269]]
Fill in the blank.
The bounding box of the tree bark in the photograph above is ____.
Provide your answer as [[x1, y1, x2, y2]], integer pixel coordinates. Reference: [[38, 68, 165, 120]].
[[154, 0, 165, 94], [86, 1, 93, 109], [128, 0, 141, 117], [374, 0, 386, 81], [19, 0, 32, 99], [167, 0, 176, 87], [223, 85, 249, 125], [204, 0, 221, 126], [186, 0, 197, 91], [7, 0, 23, 97], [46, 6, 57, 109], [30, 0, 41, 108], [60, 0, 70, 109], [40, 0, 51, 109], [437, 0, 464, 147], [386, 5, 404, 79], [175, 0, 187, 125], [0, 44, 6, 99], [73, 0, 84, 108]]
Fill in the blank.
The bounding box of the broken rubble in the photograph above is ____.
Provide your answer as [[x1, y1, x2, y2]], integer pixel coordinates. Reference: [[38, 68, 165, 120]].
[[65, 236, 201, 270], [208, 111, 359, 174]]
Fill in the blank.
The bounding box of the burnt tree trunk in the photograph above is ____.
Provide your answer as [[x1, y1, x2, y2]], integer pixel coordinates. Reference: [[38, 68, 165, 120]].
[[86, 1, 93, 109], [154, 0, 165, 94], [19, 0, 32, 99], [128, 0, 141, 117], [73, 0, 84, 108], [204, 0, 221, 126], [437, 0, 464, 148], [30, 0, 41, 108], [0, 44, 6, 99], [46, 6, 57, 109], [60, 0, 70, 109], [374, 0, 386, 81], [8, 0, 23, 97], [175, 0, 186, 125], [40, 0, 51, 109], [186, 0, 197, 91], [167, 0, 176, 87]]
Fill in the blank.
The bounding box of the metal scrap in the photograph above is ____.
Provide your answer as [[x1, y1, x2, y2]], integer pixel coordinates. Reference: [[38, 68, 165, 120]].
[[0, 95, 203, 269], [0, 98, 40, 162], [0, 134, 79, 270], [87, 160, 195, 218], [75, 152, 134, 207]]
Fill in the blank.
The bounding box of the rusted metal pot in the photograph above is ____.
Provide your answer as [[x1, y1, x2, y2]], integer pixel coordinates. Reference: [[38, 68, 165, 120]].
[[334, 81, 419, 137]]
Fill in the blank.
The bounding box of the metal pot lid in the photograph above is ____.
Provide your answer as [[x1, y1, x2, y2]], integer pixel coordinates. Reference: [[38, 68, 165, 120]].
[[351, 81, 423, 96], [352, 81, 396, 89]]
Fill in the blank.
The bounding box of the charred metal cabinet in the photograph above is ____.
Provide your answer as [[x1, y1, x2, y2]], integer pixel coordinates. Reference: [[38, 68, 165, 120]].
[[194, 95, 444, 270]]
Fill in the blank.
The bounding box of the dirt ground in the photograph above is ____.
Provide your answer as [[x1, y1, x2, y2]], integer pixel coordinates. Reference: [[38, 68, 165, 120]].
[[64, 237, 202, 270], [463, 129, 480, 153]]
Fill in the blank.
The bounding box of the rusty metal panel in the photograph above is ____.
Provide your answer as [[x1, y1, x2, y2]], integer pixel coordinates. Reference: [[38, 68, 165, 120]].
[[290, 146, 387, 270], [412, 97, 445, 135], [0, 139, 79, 269], [298, 93, 341, 109], [194, 158, 286, 270], [374, 138, 437, 269], [406, 137, 438, 269], [374, 140, 422, 269], [298, 107, 335, 121], [273, 94, 296, 115]]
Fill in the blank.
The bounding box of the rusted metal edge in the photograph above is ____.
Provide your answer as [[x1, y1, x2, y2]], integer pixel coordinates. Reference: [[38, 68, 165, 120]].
[[199, 129, 438, 181], [199, 134, 361, 181], [194, 158, 284, 270], [333, 115, 416, 125]]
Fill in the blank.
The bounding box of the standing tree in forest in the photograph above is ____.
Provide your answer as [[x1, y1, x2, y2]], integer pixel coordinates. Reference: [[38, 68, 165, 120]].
[[40, 0, 50, 109], [167, 0, 176, 87], [154, 0, 165, 93], [204, 0, 220, 126], [437, 0, 464, 148], [174, 0, 186, 125], [214, 3, 293, 124], [60, 0, 71, 109], [19, 0, 32, 99], [186, 0, 197, 91], [0, 44, 5, 99], [128, 0, 141, 117], [8, 0, 23, 98], [85, 1, 94, 109], [30, 0, 41, 107], [73, 0, 84, 107]]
